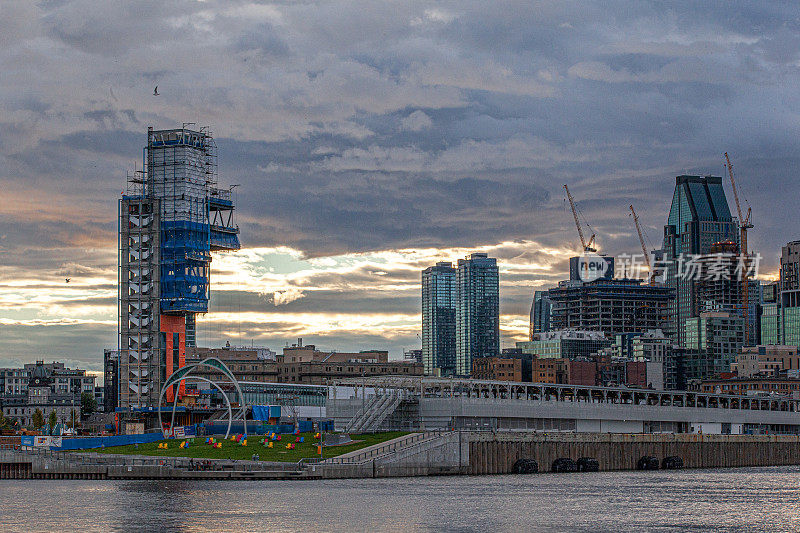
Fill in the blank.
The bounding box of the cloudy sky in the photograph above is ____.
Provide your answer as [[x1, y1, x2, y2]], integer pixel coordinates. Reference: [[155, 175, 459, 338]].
[[1, 1, 799, 372]]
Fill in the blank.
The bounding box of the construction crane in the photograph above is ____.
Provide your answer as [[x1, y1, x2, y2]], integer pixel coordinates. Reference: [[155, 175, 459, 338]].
[[724, 152, 753, 345], [629, 205, 653, 283], [564, 184, 596, 253]]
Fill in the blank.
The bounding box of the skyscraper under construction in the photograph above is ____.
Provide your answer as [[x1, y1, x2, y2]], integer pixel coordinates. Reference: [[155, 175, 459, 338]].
[[119, 126, 240, 409]]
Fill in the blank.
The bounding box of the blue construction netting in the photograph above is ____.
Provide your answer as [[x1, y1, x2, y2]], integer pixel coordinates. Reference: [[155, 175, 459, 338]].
[[210, 227, 241, 250], [28, 432, 165, 450], [160, 220, 211, 314], [251, 405, 281, 421]]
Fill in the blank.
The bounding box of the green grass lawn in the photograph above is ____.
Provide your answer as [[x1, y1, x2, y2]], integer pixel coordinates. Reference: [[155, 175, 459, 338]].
[[90, 431, 409, 462]]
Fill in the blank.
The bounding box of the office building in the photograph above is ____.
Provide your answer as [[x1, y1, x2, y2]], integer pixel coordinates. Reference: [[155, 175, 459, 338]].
[[119, 126, 241, 409], [456, 253, 500, 376], [517, 329, 610, 359], [748, 280, 763, 347], [685, 311, 745, 377], [758, 242, 800, 347], [421, 262, 457, 375], [781, 241, 800, 346], [529, 290, 552, 340], [761, 281, 780, 344], [662, 176, 738, 345]]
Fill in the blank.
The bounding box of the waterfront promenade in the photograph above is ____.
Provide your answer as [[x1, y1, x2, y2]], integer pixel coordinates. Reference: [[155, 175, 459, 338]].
[[4, 431, 800, 479]]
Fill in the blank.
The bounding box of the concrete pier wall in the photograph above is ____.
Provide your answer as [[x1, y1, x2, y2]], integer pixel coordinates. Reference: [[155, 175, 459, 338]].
[[318, 432, 800, 478], [465, 432, 800, 474]]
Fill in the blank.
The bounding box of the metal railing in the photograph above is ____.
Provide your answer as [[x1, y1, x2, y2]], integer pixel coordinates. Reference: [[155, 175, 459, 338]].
[[324, 432, 443, 464], [296, 457, 322, 469], [0, 447, 297, 473]]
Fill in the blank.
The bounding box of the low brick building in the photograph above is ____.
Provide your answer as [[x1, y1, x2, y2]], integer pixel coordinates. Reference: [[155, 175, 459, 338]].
[[700, 377, 800, 397], [531, 358, 567, 384], [733, 345, 800, 378], [567, 360, 597, 386], [472, 357, 522, 382], [185, 342, 422, 386]]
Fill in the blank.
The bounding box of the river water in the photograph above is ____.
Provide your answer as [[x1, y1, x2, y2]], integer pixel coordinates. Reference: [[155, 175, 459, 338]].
[[3, 467, 800, 532]]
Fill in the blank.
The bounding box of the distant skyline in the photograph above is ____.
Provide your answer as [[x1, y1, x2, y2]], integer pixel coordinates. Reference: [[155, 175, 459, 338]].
[[2, 2, 798, 372]]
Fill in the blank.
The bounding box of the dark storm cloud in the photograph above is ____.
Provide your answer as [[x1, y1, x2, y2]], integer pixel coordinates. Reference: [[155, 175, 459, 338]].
[[254, 173, 550, 253], [210, 289, 419, 316]]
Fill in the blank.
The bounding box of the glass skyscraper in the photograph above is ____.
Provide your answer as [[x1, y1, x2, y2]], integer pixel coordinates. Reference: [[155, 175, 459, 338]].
[[530, 290, 552, 340], [456, 253, 500, 376], [758, 242, 800, 347], [662, 175, 738, 346], [421, 262, 457, 375]]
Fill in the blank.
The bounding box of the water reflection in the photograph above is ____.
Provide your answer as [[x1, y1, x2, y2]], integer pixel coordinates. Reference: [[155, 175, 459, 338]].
[[2, 467, 800, 532]]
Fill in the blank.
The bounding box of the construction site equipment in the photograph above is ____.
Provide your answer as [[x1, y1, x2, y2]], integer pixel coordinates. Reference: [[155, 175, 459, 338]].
[[564, 184, 596, 252], [724, 152, 753, 344], [629, 205, 653, 284]]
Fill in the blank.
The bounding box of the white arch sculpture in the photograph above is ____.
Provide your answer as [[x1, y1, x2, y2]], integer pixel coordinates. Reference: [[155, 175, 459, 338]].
[[158, 357, 247, 439]]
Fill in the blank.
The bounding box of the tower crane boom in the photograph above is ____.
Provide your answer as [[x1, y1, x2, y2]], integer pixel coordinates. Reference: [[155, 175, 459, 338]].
[[564, 184, 596, 253], [724, 152, 753, 345], [629, 205, 653, 283]]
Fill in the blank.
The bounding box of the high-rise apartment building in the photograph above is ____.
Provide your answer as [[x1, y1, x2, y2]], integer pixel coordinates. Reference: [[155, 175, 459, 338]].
[[529, 290, 551, 340], [662, 176, 738, 345], [119, 126, 240, 409], [456, 253, 500, 376], [421, 262, 457, 375]]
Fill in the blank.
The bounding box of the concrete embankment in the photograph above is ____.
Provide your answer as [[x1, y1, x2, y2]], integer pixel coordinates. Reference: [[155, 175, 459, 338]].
[[465, 432, 800, 475], [4, 432, 800, 479], [317, 432, 800, 478], [0, 449, 321, 480]]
